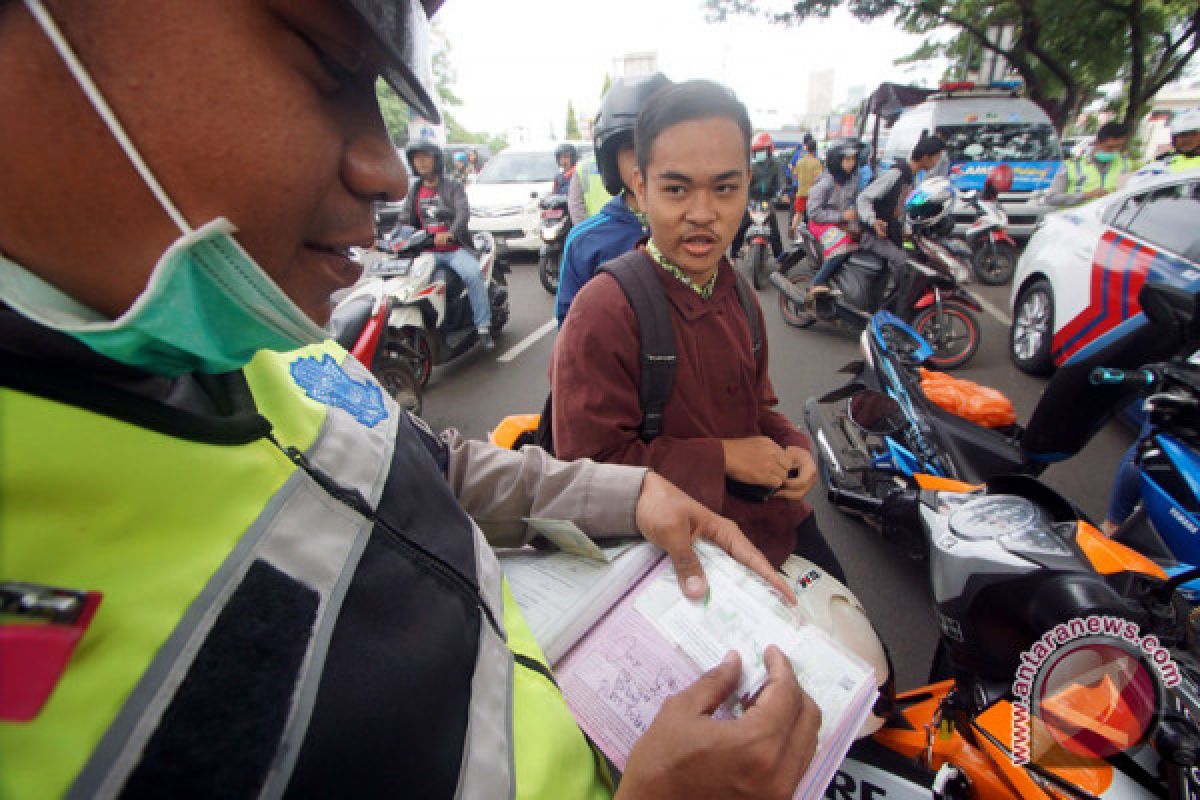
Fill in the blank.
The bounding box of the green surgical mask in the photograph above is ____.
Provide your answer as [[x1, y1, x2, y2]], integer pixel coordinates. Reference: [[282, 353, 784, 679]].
[[2, 0, 328, 376], [1094, 150, 1118, 164]]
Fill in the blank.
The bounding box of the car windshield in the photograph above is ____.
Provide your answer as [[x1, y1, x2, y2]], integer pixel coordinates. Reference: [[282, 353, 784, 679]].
[[476, 151, 556, 184], [936, 123, 1062, 162]]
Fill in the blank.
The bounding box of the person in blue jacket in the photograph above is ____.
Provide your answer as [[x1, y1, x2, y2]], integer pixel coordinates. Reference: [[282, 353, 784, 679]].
[[555, 72, 670, 326]]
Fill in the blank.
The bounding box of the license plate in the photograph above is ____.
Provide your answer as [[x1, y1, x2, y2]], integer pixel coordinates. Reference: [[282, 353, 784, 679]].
[[372, 258, 411, 276], [541, 208, 564, 219]]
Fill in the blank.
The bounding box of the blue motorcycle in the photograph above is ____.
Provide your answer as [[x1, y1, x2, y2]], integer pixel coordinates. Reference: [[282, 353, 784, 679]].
[[805, 282, 1200, 570]]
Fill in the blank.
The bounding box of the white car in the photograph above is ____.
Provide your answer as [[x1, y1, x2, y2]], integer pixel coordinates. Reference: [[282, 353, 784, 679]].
[[1009, 169, 1200, 375], [467, 144, 592, 252]]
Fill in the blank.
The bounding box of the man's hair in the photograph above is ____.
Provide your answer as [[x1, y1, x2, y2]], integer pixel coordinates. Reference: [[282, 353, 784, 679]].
[[634, 80, 753, 174], [1097, 122, 1129, 143], [911, 132, 946, 161]]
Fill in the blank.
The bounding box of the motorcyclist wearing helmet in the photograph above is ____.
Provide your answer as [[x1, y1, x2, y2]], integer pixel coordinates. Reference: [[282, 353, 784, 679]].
[[555, 73, 671, 325], [856, 133, 946, 271], [732, 132, 785, 259], [401, 138, 494, 350], [802, 141, 863, 299], [552, 142, 579, 195], [450, 149, 471, 181], [0, 1, 817, 797]]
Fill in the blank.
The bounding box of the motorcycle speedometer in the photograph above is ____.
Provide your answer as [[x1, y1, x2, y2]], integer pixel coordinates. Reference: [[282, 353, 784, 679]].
[[948, 495, 1071, 558]]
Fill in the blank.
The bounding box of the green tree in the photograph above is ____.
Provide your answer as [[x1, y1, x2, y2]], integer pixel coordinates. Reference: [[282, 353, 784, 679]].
[[375, 79, 411, 146], [704, 0, 1199, 130], [565, 99, 582, 139]]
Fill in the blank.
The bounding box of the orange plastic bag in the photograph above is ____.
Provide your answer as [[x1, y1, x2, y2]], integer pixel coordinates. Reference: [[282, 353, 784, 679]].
[[918, 368, 1016, 428]]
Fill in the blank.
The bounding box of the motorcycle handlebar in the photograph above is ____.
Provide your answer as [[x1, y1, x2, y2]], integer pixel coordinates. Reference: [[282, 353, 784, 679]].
[[827, 486, 884, 514], [1089, 367, 1157, 386]]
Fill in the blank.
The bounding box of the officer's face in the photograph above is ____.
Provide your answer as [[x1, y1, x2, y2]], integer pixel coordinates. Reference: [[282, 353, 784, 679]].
[[0, 0, 408, 325], [1096, 136, 1127, 154], [1176, 131, 1200, 155], [632, 116, 748, 279]]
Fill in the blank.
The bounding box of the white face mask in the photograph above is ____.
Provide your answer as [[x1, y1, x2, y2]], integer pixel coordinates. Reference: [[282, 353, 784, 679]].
[[0, 0, 328, 376]]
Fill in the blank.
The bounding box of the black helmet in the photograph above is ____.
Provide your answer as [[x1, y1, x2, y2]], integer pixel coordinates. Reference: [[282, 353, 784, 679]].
[[345, 0, 442, 123], [554, 143, 579, 164], [405, 138, 444, 176], [825, 138, 859, 183], [594, 72, 672, 194]]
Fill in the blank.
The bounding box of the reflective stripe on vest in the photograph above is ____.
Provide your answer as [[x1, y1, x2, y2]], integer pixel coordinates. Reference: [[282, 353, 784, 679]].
[[579, 157, 613, 219], [2, 344, 606, 799], [1067, 155, 1131, 193]]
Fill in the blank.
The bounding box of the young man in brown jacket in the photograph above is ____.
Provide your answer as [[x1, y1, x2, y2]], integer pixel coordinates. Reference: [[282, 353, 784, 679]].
[[551, 80, 844, 578]]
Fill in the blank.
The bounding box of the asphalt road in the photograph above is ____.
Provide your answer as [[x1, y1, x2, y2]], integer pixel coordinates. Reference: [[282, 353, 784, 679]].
[[416, 237, 1134, 690]]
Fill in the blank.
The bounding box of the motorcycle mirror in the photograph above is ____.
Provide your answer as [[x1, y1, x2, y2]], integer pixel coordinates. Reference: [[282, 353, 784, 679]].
[[985, 164, 1014, 194], [848, 390, 906, 436]]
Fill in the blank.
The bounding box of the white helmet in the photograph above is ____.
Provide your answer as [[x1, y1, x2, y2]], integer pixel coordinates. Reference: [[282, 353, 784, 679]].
[[1170, 108, 1200, 136], [784, 557, 889, 737]]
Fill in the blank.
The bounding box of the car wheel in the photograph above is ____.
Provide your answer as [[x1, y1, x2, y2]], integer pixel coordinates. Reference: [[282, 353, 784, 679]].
[[1010, 279, 1055, 375]]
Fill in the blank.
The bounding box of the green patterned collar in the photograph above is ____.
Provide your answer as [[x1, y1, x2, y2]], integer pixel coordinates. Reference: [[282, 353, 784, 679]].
[[645, 239, 718, 299]]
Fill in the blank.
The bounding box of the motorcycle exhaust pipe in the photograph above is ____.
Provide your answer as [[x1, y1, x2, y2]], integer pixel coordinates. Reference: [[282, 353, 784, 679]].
[[769, 272, 807, 305]]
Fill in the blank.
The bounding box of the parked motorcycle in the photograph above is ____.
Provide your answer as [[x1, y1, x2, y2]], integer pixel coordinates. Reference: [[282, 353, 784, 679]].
[[805, 283, 1200, 537], [739, 200, 774, 290], [331, 247, 424, 415], [368, 217, 509, 387], [537, 193, 571, 294], [772, 214, 982, 370], [962, 166, 1019, 285]]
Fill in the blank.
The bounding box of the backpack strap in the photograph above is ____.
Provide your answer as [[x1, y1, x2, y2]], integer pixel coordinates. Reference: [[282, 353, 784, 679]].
[[598, 251, 676, 442], [732, 274, 763, 358]]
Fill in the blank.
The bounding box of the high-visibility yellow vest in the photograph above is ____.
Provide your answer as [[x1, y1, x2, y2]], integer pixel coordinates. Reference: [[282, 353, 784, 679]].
[[1, 342, 608, 800], [1066, 154, 1133, 194], [577, 156, 613, 218], [1167, 153, 1200, 172]]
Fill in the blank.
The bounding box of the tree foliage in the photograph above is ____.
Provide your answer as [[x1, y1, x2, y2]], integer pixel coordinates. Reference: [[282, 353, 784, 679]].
[[375, 80, 411, 146], [565, 99, 582, 139], [704, 0, 1200, 130]]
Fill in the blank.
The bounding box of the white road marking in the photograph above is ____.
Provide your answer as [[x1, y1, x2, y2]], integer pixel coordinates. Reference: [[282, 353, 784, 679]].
[[498, 318, 556, 363], [973, 293, 1012, 327]]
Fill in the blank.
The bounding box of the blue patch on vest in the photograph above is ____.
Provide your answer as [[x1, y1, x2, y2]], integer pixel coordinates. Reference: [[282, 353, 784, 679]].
[[290, 354, 387, 428]]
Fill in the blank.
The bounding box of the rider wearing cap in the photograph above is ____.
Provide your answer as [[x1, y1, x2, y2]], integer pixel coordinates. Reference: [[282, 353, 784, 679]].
[[0, 1, 821, 797], [555, 73, 670, 326]]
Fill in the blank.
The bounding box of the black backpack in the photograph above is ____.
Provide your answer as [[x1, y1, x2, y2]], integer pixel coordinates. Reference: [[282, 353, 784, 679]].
[[535, 249, 762, 455]]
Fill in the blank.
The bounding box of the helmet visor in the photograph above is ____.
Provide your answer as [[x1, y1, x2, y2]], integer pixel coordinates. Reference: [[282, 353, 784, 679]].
[[347, 0, 441, 123]]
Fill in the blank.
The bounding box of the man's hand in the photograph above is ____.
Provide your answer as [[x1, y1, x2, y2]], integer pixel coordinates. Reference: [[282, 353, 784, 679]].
[[721, 436, 790, 488], [842, 208, 858, 223], [775, 446, 817, 502], [1084, 187, 1110, 200], [433, 232, 454, 247], [872, 218, 888, 238], [618, 648, 821, 800], [635, 472, 795, 605]]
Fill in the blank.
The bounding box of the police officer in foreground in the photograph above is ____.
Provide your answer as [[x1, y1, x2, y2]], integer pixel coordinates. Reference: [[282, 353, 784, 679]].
[[0, 1, 820, 798]]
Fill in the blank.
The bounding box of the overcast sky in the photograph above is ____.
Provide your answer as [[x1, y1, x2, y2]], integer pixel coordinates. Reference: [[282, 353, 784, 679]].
[[433, 0, 948, 141]]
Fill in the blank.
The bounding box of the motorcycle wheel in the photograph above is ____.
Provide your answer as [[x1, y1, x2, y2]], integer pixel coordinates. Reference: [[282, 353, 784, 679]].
[[910, 302, 980, 370], [402, 327, 434, 388], [374, 355, 422, 417], [971, 240, 1018, 285], [777, 271, 817, 328], [751, 244, 770, 290], [537, 251, 560, 294]]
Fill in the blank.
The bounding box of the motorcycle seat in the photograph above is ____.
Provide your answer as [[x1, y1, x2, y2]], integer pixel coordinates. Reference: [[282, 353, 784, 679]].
[[844, 251, 886, 275], [329, 294, 373, 351]]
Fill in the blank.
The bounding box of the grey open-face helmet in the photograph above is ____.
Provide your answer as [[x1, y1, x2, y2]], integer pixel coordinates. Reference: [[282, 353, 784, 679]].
[[594, 72, 672, 195], [346, 0, 442, 123]]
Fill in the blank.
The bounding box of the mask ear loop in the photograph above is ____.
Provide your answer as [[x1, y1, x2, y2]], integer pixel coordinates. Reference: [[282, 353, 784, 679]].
[[22, 0, 193, 237]]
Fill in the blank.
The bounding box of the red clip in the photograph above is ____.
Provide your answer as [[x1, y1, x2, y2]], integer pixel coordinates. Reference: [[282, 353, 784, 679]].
[[0, 586, 102, 722]]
